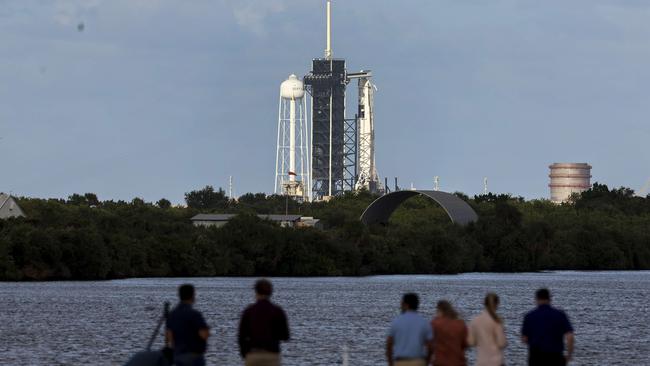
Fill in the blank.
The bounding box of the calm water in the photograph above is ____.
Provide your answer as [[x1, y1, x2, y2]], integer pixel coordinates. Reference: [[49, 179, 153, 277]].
[[1, 272, 649, 365]]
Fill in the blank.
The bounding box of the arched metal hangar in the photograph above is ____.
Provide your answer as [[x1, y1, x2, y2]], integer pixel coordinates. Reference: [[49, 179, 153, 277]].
[[360, 190, 478, 226]]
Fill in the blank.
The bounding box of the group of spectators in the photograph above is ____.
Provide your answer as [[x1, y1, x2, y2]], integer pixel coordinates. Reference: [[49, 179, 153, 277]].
[[387, 288, 574, 366], [165, 279, 288, 366], [162, 281, 574, 366]]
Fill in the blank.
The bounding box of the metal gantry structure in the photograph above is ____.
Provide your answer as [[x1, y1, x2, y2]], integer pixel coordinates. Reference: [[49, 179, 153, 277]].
[[305, 0, 381, 200], [303, 59, 347, 199], [276, 0, 381, 201], [349, 71, 379, 192]]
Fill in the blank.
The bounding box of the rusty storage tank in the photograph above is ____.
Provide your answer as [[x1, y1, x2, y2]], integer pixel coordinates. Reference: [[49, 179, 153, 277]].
[[549, 163, 592, 203]]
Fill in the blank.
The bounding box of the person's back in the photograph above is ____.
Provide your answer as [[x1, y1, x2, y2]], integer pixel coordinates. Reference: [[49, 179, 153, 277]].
[[521, 289, 574, 366], [432, 317, 467, 366], [386, 293, 433, 366], [431, 301, 467, 366], [468, 311, 506, 366], [467, 293, 507, 366], [240, 299, 289, 353], [165, 284, 210, 366], [167, 304, 207, 354], [238, 279, 289, 366]]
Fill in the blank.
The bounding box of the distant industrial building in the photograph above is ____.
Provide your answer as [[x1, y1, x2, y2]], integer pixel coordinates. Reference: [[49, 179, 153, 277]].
[[0, 193, 25, 219], [191, 214, 320, 229], [549, 163, 592, 203]]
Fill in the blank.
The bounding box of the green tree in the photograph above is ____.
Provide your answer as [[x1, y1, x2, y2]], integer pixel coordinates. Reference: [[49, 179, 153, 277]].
[[185, 186, 228, 210], [156, 198, 172, 209], [67, 193, 99, 206]]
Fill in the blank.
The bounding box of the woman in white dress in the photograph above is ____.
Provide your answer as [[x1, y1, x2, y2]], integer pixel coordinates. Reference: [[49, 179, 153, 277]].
[[467, 293, 507, 366]]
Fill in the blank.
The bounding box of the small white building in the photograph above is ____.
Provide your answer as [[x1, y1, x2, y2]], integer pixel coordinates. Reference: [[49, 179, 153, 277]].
[[191, 214, 319, 229], [0, 193, 26, 219]]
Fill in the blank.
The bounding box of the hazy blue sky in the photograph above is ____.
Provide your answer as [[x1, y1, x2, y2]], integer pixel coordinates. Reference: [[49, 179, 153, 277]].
[[1, 0, 649, 203]]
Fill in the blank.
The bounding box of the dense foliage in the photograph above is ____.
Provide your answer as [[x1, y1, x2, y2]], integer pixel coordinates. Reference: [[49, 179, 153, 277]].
[[1, 183, 649, 280]]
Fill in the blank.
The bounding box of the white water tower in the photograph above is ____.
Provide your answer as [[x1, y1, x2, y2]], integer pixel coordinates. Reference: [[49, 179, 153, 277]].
[[275, 74, 310, 201]]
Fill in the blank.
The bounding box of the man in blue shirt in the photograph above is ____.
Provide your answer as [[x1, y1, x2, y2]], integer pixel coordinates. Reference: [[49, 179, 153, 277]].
[[166, 284, 210, 366], [521, 288, 575, 366], [386, 293, 433, 366]]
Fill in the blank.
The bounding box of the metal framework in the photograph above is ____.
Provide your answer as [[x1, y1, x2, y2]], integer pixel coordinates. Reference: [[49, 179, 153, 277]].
[[343, 116, 357, 191], [304, 59, 347, 199], [349, 71, 379, 192], [298, 0, 381, 200]]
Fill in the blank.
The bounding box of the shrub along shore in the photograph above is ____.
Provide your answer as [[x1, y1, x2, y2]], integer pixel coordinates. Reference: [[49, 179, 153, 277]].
[[1, 183, 649, 281]]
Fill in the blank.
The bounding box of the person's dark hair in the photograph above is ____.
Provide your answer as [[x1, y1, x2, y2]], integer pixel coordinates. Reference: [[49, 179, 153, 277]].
[[436, 300, 459, 320], [179, 284, 195, 301], [402, 293, 419, 310], [484, 293, 501, 323], [536, 288, 551, 301], [255, 279, 273, 297]]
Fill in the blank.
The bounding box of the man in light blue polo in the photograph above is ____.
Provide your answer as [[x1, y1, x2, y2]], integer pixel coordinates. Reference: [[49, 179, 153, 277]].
[[386, 293, 433, 366]]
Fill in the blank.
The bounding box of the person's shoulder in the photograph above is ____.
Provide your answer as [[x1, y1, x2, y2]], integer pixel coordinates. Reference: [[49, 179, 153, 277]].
[[271, 302, 287, 315], [430, 315, 442, 325], [550, 306, 570, 319], [270, 301, 285, 310], [550, 305, 567, 314], [390, 313, 405, 326], [524, 306, 540, 318], [416, 313, 430, 325], [243, 302, 257, 313], [468, 314, 480, 326], [522, 308, 537, 324], [168, 304, 185, 318], [408, 311, 427, 323], [473, 311, 489, 322], [190, 307, 205, 318], [166, 307, 178, 326]]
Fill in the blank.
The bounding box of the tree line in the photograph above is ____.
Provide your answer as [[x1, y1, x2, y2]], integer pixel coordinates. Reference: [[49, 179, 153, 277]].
[[1, 183, 649, 280]]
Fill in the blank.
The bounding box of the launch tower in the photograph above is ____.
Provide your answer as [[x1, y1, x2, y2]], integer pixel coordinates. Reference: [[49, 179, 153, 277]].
[[303, 0, 350, 199]]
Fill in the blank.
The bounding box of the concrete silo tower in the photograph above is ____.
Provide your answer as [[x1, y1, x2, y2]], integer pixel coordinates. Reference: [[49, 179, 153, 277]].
[[275, 74, 311, 201], [549, 163, 592, 203]]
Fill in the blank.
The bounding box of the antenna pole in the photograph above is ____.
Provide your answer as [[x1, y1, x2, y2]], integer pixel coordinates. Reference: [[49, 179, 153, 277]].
[[325, 0, 332, 59]]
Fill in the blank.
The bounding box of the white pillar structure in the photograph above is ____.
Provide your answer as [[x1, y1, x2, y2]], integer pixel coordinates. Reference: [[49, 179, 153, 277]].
[[275, 74, 310, 201], [351, 72, 379, 192], [325, 0, 332, 60]]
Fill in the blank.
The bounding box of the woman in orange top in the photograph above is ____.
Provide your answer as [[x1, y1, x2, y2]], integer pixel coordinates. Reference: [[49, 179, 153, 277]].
[[431, 300, 467, 366]]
